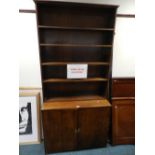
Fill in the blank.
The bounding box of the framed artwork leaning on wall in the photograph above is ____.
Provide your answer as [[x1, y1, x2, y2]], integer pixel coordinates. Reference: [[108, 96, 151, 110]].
[[19, 92, 41, 145]]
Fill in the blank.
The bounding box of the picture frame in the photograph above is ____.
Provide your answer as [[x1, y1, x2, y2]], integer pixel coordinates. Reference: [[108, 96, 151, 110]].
[[19, 92, 41, 145]]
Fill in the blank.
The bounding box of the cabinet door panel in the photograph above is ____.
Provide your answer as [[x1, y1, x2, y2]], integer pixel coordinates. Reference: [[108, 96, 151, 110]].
[[78, 107, 110, 149], [42, 110, 61, 153], [61, 110, 77, 151], [42, 109, 77, 153], [112, 99, 135, 145]]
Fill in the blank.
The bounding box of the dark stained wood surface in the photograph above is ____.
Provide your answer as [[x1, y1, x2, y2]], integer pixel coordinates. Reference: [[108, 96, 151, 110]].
[[112, 78, 135, 97], [42, 101, 111, 153], [112, 78, 135, 145], [42, 109, 77, 153], [112, 99, 135, 144], [43, 82, 108, 101], [36, 0, 117, 100], [35, 1, 118, 153], [78, 107, 110, 149]]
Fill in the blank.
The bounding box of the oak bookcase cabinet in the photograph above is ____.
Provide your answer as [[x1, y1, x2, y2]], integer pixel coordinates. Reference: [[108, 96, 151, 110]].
[[34, 0, 118, 153]]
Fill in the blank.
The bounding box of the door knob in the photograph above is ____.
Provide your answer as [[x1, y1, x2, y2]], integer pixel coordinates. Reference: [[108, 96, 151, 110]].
[[75, 128, 80, 134]]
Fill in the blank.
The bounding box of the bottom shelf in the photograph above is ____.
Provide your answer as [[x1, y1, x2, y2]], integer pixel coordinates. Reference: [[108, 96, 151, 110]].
[[44, 95, 106, 102]]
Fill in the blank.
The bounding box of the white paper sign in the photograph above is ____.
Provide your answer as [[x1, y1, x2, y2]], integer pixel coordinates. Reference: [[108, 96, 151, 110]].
[[67, 64, 88, 79]]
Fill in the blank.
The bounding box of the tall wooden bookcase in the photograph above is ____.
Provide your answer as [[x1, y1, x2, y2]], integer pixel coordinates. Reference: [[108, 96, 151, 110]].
[[34, 0, 118, 154]]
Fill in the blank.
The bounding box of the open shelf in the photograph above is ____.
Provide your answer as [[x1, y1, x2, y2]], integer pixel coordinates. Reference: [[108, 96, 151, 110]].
[[36, 1, 117, 101], [37, 2, 117, 28], [38, 25, 114, 31], [42, 62, 110, 66], [42, 65, 109, 79], [40, 46, 112, 62], [43, 78, 108, 83], [43, 82, 108, 100], [44, 95, 106, 102], [39, 28, 113, 46], [40, 43, 112, 48]]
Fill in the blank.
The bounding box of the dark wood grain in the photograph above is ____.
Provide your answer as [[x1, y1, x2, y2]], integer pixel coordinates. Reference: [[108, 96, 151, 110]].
[[112, 99, 135, 145], [40, 46, 111, 63], [42, 65, 109, 79], [39, 29, 113, 45], [42, 109, 77, 153], [111, 78, 135, 145], [35, 1, 118, 153], [36, 1, 117, 100], [43, 82, 108, 100], [42, 99, 111, 153], [78, 107, 111, 149], [112, 78, 135, 97]]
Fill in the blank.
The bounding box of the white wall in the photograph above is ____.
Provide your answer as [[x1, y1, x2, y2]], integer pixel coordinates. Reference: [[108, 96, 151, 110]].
[[19, 0, 135, 14], [19, 13, 41, 87], [19, 0, 135, 88], [113, 17, 135, 77]]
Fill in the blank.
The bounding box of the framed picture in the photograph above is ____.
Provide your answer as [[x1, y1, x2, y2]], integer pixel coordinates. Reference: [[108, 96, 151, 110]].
[[19, 92, 41, 145]]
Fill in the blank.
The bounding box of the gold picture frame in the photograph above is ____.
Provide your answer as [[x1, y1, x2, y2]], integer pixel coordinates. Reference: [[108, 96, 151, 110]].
[[19, 92, 41, 145]]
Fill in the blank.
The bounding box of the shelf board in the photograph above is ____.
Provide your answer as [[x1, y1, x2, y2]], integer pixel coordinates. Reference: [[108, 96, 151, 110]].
[[40, 43, 112, 48], [43, 78, 108, 83], [42, 62, 110, 66], [42, 98, 111, 110], [44, 95, 107, 102], [38, 25, 114, 31]]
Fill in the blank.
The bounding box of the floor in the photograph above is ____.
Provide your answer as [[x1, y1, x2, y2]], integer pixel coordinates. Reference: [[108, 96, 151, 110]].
[[19, 142, 135, 155]]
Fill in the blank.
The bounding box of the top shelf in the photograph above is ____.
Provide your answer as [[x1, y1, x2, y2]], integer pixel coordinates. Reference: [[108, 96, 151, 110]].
[[38, 25, 114, 31]]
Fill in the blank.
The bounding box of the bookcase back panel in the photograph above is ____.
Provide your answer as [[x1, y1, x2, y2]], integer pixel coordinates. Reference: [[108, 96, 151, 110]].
[[43, 82, 107, 99], [42, 65, 109, 79], [40, 29, 113, 45], [37, 4, 116, 28], [40, 47, 112, 62]]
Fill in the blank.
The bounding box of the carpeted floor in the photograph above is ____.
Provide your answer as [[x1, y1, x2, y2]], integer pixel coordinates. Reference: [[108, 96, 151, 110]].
[[19, 142, 135, 155]]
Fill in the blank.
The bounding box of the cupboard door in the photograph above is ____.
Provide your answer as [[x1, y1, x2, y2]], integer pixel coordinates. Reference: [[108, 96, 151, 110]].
[[42, 109, 77, 153], [77, 107, 110, 149], [112, 99, 135, 145], [61, 110, 77, 151]]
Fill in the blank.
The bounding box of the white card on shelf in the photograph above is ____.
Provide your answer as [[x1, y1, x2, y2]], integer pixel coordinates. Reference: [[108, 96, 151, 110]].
[[67, 64, 88, 79]]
